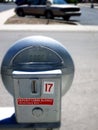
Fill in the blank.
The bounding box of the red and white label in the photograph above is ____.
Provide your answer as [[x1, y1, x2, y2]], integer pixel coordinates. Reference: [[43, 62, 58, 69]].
[[43, 82, 54, 94], [17, 98, 54, 105]]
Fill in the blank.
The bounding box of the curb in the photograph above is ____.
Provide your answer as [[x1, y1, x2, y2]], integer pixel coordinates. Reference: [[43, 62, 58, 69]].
[[1, 24, 98, 31]]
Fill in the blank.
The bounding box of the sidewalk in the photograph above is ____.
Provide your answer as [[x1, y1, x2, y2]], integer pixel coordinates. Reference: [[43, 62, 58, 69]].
[[0, 8, 15, 25]]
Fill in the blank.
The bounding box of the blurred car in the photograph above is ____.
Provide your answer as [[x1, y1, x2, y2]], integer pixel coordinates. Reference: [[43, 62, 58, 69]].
[[15, 0, 81, 20], [15, 0, 46, 5], [15, 0, 28, 5]]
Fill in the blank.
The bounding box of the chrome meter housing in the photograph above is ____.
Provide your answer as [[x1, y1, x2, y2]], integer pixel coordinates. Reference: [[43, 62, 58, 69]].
[[1, 36, 74, 96]]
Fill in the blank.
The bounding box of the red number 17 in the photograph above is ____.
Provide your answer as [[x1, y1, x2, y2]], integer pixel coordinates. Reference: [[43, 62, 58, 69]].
[[44, 82, 54, 94]]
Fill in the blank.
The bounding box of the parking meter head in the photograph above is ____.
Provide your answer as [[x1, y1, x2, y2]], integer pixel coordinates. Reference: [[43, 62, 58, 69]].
[[1, 36, 74, 96]]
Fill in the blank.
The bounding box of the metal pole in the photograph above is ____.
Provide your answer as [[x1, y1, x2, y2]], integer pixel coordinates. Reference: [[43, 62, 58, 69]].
[[46, 0, 52, 24], [91, 0, 94, 8]]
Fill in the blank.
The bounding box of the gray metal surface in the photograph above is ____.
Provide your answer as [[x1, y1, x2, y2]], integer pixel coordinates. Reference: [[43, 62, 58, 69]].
[[13, 70, 61, 124]]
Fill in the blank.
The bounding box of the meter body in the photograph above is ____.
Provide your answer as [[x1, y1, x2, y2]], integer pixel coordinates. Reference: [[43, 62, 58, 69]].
[[1, 36, 74, 128]]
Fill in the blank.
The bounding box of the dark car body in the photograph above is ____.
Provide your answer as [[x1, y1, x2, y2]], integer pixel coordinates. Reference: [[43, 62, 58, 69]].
[[15, 0, 81, 20], [15, 0, 47, 5], [15, 0, 28, 5]]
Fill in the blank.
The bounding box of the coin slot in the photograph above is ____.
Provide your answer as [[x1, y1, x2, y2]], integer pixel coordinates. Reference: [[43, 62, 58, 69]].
[[31, 80, 37, 93]]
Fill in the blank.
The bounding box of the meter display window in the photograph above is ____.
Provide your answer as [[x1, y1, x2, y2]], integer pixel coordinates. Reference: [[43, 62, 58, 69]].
[[12, 46, 63, 71]]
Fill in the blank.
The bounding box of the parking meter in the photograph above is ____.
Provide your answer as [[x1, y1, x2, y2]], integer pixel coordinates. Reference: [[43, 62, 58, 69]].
[[1, 36, 74, 128]]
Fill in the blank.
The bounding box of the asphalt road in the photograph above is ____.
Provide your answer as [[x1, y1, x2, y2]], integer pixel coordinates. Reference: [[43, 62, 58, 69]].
[[0, 30, 98, 130], [70, 6, 98, 25], [0, 3, 16, 12]]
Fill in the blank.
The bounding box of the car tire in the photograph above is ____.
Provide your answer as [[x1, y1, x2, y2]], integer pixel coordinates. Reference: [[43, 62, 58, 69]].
[[16, 9, 25, 17], [45, 11, 53, 19], [35, 15, 40, 18], [63, 16, 70, 21]]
